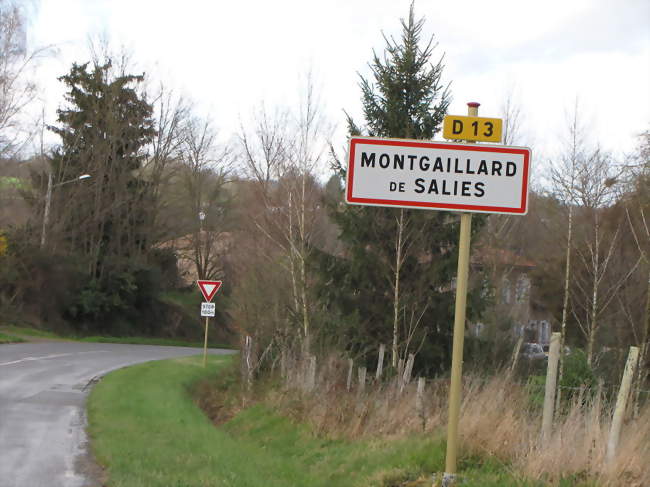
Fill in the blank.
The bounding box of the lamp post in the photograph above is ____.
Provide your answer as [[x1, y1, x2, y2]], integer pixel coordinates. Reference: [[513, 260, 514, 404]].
[[198, 210, 206, 232], [40, 173, 91, 248]]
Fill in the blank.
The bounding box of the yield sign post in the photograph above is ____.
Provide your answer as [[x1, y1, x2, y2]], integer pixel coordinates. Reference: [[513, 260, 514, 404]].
[[196, 280, 223, 367]]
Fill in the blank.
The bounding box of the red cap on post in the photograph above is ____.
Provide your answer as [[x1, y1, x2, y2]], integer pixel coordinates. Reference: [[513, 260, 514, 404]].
[[467, 102, 480, 108]]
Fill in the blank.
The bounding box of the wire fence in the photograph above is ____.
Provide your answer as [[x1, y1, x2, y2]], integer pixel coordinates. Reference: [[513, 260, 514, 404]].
[[412, 373, 649, 396]]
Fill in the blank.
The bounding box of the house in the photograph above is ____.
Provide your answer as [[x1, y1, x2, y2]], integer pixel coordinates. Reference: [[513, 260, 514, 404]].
[[471, 247, 552, 345]]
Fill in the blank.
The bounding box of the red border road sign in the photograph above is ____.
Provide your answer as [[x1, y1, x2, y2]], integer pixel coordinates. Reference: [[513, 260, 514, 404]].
[[346, 137, 531, 215], [196, 280, 222, 302]]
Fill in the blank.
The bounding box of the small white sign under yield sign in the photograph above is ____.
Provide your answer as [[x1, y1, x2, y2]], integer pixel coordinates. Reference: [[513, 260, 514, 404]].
[[346, 137, 531, 214], [201, 302, 216, 317]]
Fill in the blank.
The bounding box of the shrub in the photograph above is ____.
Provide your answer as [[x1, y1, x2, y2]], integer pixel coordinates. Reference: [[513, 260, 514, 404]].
[[525, 374, 546, 409], [524, 349, 597, 411], [560, 348, 596, 403], [0, 227, 84, 330], [0, 231, 7, 257], [0, 225, 224, 341], [66, 257, 168, 335]]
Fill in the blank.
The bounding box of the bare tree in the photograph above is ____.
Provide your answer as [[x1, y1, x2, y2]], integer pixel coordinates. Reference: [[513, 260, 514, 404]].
[[236, 105, 298, 359], [0, 1, 50, 157], [550, 100, 583, 397], [391, 209, 406, 367], [553, 111, 634, 366], [571, 151, 634, 365], [142, 85, 192, 243], [388, 209, 432, 367], [471, 87, 530, 359], [287, 73, 332, 352], [238, 74, 331, 354], [621, 130, 650, 416], [500, 85, 524, 147], [239, 104, 289, 188], [626, 210, 649, 416], [180, 116, 231, 280]]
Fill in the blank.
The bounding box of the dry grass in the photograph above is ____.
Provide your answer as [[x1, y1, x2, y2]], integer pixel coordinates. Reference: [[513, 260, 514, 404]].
[[458, 374, 650, 486], [264, 355, 650, 486]]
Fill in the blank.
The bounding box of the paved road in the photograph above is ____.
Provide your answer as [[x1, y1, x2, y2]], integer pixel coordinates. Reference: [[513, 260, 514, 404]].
[[0, 341, 233, 487]]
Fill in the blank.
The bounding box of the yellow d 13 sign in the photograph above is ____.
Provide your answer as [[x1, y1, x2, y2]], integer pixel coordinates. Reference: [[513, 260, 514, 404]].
[[443, 115, 503, 143]]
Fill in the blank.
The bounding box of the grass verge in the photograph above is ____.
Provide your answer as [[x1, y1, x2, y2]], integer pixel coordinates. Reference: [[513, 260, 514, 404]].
[[77, 336, 233, 349], [0, 323, 233, 349], [0, 325, 60, 339], [159, 289, 202, 310], [0, 331, 24, 343], [87, 356, 542, 487]]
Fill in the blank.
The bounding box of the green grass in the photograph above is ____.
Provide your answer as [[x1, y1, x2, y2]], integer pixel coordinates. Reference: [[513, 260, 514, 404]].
[[0, 331, 24, 343], [0, 325, 60, 339], [78, 335, 232, 349], [0, 323, 233, 349], [159, 289, 202, 311], [0, 289, 231, 349], [87, 356, 545, 487]]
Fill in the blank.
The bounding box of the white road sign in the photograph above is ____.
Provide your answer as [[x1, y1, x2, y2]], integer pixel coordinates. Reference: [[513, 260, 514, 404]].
[[201, 302, 216, 317], [346, 137, 531, 215]]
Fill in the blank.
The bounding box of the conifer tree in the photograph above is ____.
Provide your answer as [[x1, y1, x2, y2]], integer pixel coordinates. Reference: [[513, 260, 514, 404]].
[[317, 5, 483, 373], [48, 60, 155, 279]]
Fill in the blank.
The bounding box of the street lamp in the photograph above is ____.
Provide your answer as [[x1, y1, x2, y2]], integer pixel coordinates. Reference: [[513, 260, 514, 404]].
[[198, 211, 206, 232], [40, 173, 92, 248]]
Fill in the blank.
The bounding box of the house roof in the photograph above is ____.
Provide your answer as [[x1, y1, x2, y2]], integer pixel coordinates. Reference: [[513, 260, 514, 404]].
[[157, 230, 233, 255]]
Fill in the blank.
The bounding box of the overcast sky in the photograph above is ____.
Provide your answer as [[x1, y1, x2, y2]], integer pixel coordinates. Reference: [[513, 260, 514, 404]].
[[27, 0, 649, 172]]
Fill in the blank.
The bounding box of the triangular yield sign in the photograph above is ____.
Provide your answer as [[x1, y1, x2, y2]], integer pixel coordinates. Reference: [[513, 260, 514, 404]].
[[197, 280, 222, 302]]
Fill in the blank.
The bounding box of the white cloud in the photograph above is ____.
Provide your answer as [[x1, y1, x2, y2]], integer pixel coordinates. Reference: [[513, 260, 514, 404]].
[[28, 0, 650, 159]]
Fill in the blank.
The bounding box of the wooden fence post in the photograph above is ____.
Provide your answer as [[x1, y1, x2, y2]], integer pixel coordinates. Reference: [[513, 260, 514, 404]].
[[509, 336, 524, 376], [358, 366, 367, 395], [607, 346, 639, 463], [404, 353, 414, 384], [280, 348, 287, 381], [541, 332, 561, 444], [376, 344, 386, 381], [416, 376, 426, 431], [397, 358, 405, 393], [400, 353, 415, 394], [243, 335, 255, 392], [347, 358, 354, 392], [306, 355, 316, 392]]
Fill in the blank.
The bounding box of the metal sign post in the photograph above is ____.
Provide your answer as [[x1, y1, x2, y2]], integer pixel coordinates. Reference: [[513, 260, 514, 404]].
[[203, 315, 209, 367], [443, 101, 478, 486]]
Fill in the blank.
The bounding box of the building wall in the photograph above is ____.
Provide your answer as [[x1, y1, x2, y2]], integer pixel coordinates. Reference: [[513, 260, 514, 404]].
[[472, 258, 552, 345]]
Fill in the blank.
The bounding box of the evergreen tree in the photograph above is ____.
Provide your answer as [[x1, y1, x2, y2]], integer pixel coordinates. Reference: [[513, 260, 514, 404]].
[[49, 60, 155, 279], [354, 8, 449, 139], [46, 59, 159, 331], [316, 6, 483, 374]]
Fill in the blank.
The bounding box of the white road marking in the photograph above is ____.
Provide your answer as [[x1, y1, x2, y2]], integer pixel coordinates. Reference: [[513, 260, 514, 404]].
[[0, 350, 110, 367]]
